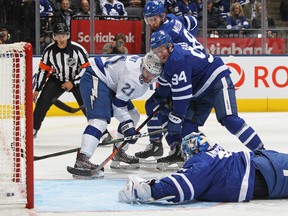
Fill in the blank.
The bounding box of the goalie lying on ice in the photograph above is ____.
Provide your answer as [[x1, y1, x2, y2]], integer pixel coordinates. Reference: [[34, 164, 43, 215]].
[[119, 132, 288, 203]]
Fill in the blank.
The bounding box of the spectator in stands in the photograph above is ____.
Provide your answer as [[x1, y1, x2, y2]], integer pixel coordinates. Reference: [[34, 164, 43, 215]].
[[251, 3, 275, 38], [279, 0, 288, 21], [214, 0, 246, 20], [102, 33, 128, 54], [226, 2, 249, 35], [242, 0, 261, 26], [0, 28, 12, 44], [206, 0, 227, 38], [174, 0, 199, 17], [127, 0, 143, 8], [101, 0, 127, 19], [40, 0, 54, 17], [53, 0, 76, 29], [75, 0, 91, 19], [39, 0, 54, 52]]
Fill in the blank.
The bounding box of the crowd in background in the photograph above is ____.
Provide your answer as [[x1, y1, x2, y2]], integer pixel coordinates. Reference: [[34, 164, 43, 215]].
[[0, 0, 287, 53]]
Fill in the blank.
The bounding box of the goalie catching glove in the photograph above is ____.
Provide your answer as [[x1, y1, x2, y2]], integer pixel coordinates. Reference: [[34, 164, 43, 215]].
[[118, 176, 175, 203], [118, 120, 138, 144]]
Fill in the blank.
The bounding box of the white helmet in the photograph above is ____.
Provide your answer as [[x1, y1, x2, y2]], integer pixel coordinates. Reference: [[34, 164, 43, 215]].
[[142, 50, 162, 77]]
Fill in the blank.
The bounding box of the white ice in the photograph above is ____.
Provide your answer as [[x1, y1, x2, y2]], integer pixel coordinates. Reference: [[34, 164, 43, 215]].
[[1, 112, 288, 216]]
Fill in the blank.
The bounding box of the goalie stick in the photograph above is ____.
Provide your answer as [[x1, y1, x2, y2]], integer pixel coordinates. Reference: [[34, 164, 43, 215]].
[[52, 98, 85, 113], [34, 128, 167, 161]]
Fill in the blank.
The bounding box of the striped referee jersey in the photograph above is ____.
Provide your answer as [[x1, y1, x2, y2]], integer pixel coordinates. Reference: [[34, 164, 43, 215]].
[[35, 41, 90, 91]]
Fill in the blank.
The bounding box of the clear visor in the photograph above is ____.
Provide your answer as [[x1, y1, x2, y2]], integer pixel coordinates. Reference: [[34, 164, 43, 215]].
[[142, 67, 158, 82], [53, 32, 70, 40], [144, 15, 161, 25]]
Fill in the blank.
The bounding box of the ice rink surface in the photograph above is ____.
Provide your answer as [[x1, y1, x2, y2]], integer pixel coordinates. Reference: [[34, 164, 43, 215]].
[[1, 112, 288, 216]]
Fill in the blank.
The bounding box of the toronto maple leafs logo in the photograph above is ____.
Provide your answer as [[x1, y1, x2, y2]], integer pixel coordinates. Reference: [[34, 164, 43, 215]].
[[67, 57, 76, 67]]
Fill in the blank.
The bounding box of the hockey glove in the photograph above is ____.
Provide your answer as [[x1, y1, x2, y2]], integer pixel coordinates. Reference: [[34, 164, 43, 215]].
[[167, 112, 183, 136], [118, 119, 138, 144], [118, 176, 152, 203], [118, 176, 176, 203]]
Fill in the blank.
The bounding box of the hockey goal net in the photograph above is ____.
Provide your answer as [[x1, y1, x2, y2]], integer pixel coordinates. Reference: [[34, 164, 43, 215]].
[[0, 42, 34, 208]]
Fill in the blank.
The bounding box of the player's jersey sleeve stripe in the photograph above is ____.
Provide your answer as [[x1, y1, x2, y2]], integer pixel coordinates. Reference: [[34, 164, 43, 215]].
[[171, 84, 192, 92], [172, 173, 195, 200], [238, 151, 251, 202], [172, 94, 192, 101], [168, 176, 184, 202]]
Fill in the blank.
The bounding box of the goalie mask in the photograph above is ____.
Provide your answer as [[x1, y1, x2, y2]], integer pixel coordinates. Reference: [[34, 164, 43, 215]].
[[141, 50, 163, 83], [181, 132, 212, 160]]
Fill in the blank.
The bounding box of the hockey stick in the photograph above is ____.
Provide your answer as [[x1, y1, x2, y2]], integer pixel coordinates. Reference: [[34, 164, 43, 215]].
[[33, 128, 166, 161], [93, 103, 164, 173], [34, 147, 80, 161], [52, 98, 85, 113]]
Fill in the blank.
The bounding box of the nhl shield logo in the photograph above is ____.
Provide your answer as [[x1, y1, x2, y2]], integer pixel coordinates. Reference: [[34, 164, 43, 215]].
[[67, 58, 76, 67]]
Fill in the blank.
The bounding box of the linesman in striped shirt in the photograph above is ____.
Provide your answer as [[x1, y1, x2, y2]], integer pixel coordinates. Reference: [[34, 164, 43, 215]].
[[33, 23, 90, 138]]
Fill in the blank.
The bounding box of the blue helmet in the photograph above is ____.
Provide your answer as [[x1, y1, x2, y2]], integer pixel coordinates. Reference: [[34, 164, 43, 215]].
[[150, 30, 172, 50], [143, 0, 165, 18], [181, 132, 212, 160]]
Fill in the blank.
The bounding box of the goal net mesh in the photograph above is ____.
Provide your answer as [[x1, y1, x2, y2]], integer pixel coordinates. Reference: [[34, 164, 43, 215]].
[[0, 42, 33, 208]]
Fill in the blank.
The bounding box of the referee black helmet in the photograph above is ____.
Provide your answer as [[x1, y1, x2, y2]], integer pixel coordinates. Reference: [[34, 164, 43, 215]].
[[53, 23, 69, 34]]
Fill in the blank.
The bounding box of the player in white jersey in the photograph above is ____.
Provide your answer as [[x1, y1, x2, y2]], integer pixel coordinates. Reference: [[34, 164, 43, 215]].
[[68, 51, 162, 177], [119, 132, 288, 204]]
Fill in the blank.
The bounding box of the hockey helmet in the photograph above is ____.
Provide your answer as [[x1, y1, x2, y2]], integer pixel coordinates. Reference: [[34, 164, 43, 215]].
[[52, 23, 70, 41], [142, 50, 163, 78], [181, 132, 212, 160], [150, 30, 172, 50], [53, 23, 69, 34], [143, 0, 165, 18], [144, 1, 165, 25]]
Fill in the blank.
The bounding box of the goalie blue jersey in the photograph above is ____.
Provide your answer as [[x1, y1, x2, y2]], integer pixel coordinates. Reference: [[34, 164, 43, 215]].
[[158, 43, 230, 118], [151, 144, 256, 202]]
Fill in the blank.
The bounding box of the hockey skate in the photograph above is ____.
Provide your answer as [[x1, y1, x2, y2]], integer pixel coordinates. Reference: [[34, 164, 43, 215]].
[[110, 146, 140, 169], [67, 153, 104, 178], [134, 141, 163, 164], [156, 145, 184, 171]]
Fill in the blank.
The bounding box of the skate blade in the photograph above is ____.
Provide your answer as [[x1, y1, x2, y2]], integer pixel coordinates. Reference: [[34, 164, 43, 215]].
[[110, 161, 140, 169], [156, 162, 184, 171], [67, 166, 104, 178], [139, 157, 158, 164], [72, 174, 104, 179]]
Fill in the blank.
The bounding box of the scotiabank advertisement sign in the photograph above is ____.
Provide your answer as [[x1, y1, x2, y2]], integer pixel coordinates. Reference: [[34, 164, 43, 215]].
[[32, 56, 287, 100], [70, 20, 142, 54], [200, 38, 286, 54], [222, 56, 288, 98]]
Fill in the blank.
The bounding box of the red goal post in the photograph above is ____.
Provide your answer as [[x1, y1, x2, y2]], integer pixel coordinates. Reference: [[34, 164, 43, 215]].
[[0, 42, 34, 208]]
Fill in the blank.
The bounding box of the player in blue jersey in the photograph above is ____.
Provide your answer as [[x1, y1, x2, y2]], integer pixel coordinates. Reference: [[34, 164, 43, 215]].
[[67, 51, 163, 177], [146, 30, 265, 170], [119, 132, 288, 203], [135, 0, 203, 164]]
